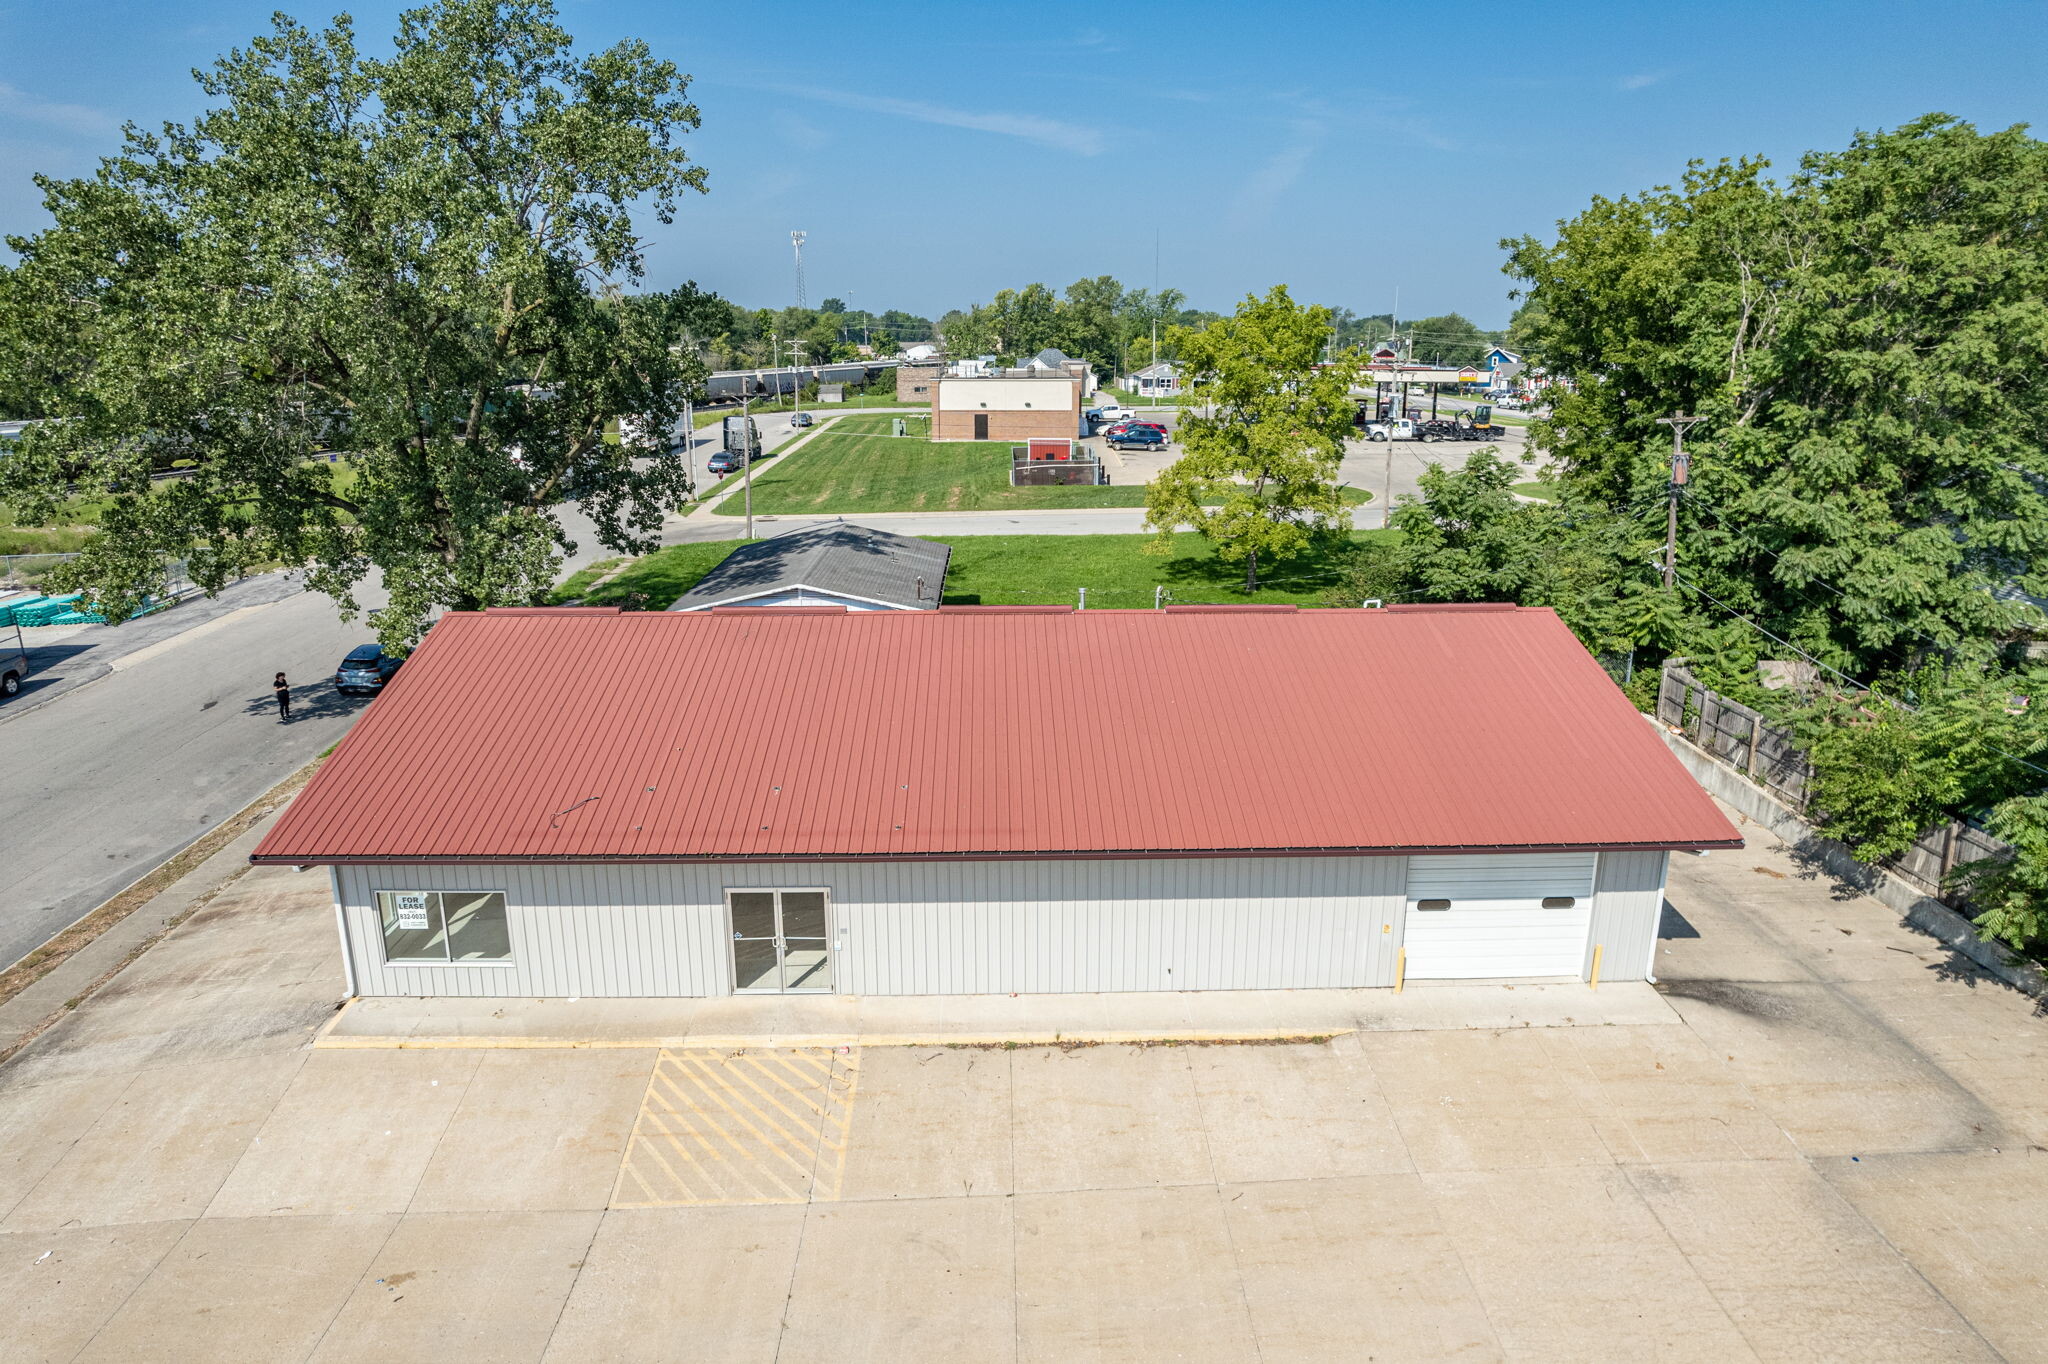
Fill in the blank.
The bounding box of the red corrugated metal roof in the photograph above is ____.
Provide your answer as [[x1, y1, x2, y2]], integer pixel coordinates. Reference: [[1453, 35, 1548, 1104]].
[[253, 605, 1740, 864]]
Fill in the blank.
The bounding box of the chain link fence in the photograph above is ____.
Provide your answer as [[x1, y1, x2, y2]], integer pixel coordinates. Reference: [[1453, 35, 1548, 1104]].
[[1, 552, 197, 611]]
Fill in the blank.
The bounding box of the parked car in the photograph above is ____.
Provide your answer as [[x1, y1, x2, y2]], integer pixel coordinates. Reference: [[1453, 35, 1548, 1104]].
[[1129, 421, 1168, 433], [1091, 404, 1137, 426], [790, 412, 814, 428], [334, 643, 404, 695], [0, 622, 27, 700], [1109, 426, 1167, 450], [706, 450, 745, 476]]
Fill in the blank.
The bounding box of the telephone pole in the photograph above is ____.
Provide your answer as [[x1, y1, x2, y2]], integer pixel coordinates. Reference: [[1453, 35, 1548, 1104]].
[[1655, 412, 1704, 589], [742, 391, 755, 541]]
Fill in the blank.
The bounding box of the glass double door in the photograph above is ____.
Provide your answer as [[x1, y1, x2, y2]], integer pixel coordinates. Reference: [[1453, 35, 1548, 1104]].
[[729, 890, 833, 992]]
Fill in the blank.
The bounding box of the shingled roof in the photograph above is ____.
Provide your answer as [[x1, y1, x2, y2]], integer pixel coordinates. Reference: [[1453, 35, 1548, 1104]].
[[670, 521, 950, 612]]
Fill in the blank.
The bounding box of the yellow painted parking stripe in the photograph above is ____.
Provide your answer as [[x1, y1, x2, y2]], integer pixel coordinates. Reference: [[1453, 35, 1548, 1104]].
[[612, 1047, 862, 1209], [716, 1052, 831, 1125], [651, 1065, 812, 1195], [670, 1057, 822, 1172]]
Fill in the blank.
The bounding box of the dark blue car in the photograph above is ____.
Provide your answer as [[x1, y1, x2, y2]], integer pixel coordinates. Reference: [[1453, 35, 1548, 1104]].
[[1108, 425, 1167, 450], [335, 643, 403, 695]]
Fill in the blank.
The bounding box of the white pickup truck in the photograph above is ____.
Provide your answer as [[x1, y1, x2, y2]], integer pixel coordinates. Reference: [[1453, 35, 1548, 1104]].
[[1089, 404, 1137, 427]]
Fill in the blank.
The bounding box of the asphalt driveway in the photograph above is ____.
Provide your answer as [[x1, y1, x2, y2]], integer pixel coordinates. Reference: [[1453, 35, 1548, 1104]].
[[1, 800, 2043, 1362]]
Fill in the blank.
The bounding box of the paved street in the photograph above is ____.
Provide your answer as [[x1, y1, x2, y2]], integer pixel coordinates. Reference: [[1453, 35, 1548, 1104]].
[[1, 800, 2043, 1361], [0, 503, 620, 972]]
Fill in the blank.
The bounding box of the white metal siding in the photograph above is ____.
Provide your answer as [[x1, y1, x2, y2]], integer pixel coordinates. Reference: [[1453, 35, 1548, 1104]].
[[1402, 853, 1598, 980], [335, 856, 1407, 998], [1587, 850, 1670, 982]]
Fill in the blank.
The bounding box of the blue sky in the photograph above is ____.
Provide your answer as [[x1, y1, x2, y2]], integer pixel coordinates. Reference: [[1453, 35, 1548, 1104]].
[[2, 0, 2043, 327]]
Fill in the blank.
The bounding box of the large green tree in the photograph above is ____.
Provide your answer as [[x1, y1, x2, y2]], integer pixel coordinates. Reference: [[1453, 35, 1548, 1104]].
[[1326, 450, 1664, 658], [0, 0, 704, 646], [1505, 114, 2048, 676], [1144, 286, 1354, 589], [1056, 274, 1125, 376]]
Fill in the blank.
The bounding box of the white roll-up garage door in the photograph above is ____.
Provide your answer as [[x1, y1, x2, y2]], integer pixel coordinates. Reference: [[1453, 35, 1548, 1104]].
[[1403, 852, 1599, 980]]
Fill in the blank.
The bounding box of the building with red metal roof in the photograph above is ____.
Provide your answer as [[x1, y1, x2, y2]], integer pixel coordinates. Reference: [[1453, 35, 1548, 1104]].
[[258, 602, 1738, 999]]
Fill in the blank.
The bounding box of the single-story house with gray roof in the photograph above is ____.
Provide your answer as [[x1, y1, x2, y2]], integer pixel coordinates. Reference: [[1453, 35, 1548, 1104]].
[[669, 521, 950, 612]]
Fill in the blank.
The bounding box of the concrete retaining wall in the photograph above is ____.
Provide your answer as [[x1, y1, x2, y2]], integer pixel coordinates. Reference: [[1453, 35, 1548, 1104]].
[[1648, 717, 2048, 1000]]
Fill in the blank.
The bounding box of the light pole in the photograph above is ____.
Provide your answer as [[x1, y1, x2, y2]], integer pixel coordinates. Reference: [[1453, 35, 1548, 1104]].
[[1655, 413, 1704, 589]]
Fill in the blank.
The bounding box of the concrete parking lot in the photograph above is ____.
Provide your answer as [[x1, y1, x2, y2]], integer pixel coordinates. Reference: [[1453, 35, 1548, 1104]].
[[1090, 410, 1541, 530], [2, 800, 2044, 1362]]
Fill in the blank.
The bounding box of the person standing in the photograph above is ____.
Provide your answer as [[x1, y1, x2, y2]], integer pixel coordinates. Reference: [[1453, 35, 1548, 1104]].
[[273, 671, 291, 723]]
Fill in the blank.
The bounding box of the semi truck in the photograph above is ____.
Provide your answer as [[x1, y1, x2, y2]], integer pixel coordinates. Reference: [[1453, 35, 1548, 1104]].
[[721, 414, 761, 459]]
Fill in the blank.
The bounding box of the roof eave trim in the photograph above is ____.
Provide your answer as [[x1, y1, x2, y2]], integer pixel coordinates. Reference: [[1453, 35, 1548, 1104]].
[[253, 837, 1744, 868]]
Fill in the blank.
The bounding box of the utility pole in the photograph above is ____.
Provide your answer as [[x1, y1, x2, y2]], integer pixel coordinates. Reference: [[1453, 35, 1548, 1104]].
[[1655, 412, 1704, 589], [791, 342, 804, 427], [682, 395, 694, 490], [742, 391, 755, 540]]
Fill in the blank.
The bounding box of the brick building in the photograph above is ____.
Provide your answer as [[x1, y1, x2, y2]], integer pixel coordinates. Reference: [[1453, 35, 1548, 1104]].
[[931, 374, 1085, 442], [895, 360, 944, 403]]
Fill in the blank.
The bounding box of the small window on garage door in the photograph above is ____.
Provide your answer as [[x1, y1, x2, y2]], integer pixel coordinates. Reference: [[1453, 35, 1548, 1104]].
[[1402, 853, 1598, 981]]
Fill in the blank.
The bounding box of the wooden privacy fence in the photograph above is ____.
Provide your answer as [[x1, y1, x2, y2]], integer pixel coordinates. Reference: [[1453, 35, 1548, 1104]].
[[1658, 666, 1814, 809], [1656, 665, 2011, 900]]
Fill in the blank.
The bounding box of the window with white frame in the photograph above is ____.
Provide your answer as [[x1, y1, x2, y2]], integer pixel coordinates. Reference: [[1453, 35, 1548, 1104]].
[[376, 891, 512, 963]]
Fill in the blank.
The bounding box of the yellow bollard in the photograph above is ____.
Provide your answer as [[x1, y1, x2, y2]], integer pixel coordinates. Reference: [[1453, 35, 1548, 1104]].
[[1395, 948, 1406, 993], [1589, 943, 1604, 991]]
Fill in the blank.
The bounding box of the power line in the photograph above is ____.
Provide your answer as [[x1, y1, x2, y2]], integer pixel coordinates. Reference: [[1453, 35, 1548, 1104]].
[[1667, 564, 2048, 783]]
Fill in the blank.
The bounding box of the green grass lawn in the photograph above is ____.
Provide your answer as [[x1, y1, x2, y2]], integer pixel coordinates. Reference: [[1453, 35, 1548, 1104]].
[[547, 556, 628, 604], [584, 528, 1393, 614], [1512, 481, 1557, 501], [939, 530, 1387, 607], [576, 541, 753, 608], [711, 413, 1367, 517]]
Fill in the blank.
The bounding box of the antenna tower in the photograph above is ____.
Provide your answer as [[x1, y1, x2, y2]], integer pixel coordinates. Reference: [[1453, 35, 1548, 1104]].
[[790, 230, 808, 310]]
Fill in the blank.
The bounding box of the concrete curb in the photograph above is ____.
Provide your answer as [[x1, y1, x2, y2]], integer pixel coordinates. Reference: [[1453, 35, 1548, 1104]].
[[1648, 716, 2048, 1001], [313, 1028, 1344, 1051]]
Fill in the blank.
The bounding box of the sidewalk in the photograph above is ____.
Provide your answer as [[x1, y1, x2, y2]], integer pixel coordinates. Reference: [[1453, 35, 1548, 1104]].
[[319, 977, 1676, 1050]]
